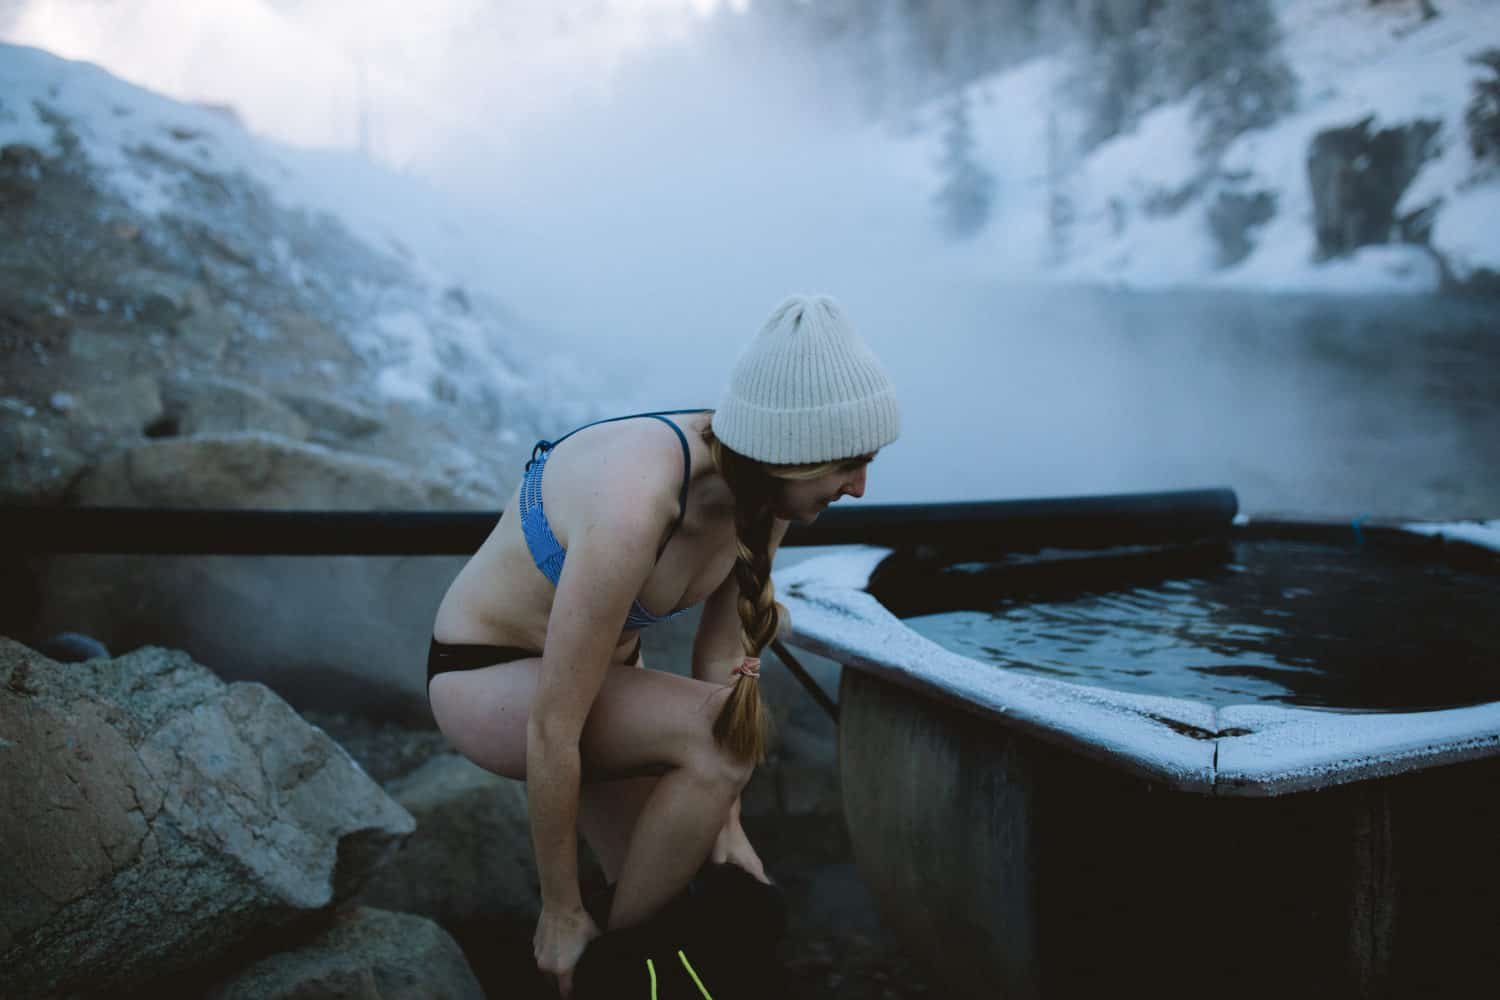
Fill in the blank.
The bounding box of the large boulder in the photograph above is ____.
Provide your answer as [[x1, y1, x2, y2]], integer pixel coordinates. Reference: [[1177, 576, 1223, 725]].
[[0, 638, 416, 998], [1307, 116, 1442, 259], [68, 372, 165, 433], [274, 389, 385, 446], [203, 907, 484, 1000], [159, 374, 311, 441], [71, 431, 489, 509], [0, 407, 90, 505], [173, 284, 239, 364]]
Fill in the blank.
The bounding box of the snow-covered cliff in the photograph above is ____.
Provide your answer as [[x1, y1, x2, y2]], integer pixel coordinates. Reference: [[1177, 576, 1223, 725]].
[[899, 0, 1499, 293]]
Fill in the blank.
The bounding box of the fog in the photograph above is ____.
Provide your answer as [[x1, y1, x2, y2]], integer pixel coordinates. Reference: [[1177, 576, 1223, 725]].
[[397, 9, 1498, 520], [6, 0, 1498, 518]]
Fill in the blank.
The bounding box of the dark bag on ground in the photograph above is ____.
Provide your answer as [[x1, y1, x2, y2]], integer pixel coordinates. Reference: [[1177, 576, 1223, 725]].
[[573, 864, 787, 999]]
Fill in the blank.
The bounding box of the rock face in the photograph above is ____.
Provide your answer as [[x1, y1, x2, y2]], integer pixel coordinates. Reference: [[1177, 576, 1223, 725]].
[[0, 638, 416, 998], [158, 374, 311, 441], [203, 907, 484, 1000], [72, 431, 490, 510], [1, 80, 538, 720], [1208, 188, 1278, 268], [1308, 116, 1443, 259]]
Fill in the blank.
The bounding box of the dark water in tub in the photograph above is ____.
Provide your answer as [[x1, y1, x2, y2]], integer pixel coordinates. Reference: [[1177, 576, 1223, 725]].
[[897, 541, 1500, 710]]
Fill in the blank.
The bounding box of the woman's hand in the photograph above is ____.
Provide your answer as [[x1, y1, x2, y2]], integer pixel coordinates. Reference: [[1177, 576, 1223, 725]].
[[710, 811, 772, 885], [533, 904, 600, 998]]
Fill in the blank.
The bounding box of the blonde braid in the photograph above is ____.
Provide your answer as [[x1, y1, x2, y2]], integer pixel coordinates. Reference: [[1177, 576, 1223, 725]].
[[706, 434, 777, 763]]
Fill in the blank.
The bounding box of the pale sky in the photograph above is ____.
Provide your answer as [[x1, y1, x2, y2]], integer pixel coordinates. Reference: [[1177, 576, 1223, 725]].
[[1, 0, 744, 165]]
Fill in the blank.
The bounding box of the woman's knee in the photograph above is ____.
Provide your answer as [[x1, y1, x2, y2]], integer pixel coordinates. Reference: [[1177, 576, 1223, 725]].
[[582, 672, 752, 787], [681, 705, 755, 791]]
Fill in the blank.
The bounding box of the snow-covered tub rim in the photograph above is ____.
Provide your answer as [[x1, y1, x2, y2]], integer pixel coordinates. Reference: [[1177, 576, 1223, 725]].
[[778, 517, 1500, 798]]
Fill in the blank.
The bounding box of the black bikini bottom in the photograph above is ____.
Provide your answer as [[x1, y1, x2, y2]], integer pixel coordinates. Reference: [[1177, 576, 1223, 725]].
[[427, 635, 642, 688]]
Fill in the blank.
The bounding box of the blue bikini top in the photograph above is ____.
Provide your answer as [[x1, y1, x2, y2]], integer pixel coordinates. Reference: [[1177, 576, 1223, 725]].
[[519, 409, 710, 630]]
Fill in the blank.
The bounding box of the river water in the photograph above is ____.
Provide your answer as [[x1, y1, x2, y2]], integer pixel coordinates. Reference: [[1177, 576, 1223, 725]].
[[859, 283, 1500, 519]]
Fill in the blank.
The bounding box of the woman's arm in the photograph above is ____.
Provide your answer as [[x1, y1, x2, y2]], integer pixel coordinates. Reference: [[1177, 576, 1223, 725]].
[[527, 467, 675, 986], [690, 572, 744, 684], [690, 518, 789, 885]]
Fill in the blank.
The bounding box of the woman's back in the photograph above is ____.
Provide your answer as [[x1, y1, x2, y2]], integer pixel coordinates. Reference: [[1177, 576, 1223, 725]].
[[432, 410, 733, 653]]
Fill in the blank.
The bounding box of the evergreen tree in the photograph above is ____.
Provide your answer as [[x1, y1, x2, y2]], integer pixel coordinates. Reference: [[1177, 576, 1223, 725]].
[[1467, 49, 1500, 163], [1160, 0, 1295, 154], [1063, 0, 1293, 155], [933, 93, 996, 239]]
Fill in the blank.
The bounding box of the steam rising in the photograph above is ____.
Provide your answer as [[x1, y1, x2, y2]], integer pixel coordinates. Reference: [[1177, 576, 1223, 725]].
[[5, 1, 1498, 518]]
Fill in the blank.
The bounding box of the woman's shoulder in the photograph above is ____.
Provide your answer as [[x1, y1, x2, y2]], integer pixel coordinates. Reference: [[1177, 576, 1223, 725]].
[[546, 417, 693, 538]]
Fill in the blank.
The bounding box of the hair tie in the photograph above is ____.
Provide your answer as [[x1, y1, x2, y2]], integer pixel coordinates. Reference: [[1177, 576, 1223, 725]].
[[731, 657, 761, 680]]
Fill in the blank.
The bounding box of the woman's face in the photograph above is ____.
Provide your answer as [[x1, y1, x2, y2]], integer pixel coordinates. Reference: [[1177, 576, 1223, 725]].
[[771, 454, 876, 523]]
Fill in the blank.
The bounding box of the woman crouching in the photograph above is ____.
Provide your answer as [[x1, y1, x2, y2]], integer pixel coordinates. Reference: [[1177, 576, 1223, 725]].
[[425, 294, 900, 996]]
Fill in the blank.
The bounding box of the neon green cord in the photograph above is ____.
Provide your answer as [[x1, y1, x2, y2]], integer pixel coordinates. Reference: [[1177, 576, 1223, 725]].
[[646, 957, 658, 999], [677, 949, 713, 999]]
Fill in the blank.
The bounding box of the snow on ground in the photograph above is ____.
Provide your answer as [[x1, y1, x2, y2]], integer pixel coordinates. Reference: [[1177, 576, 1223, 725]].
[[1, 0, 1495, 411], [1219, 0, 1500, 290], [907, 0, 1500, 293], [1400, 519, 1500, 552], [781, 543, 1500, 796], [0, 45, 484, 287]]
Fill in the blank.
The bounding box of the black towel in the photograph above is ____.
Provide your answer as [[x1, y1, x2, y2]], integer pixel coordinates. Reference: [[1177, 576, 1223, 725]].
[[573, 863, 787, 999]]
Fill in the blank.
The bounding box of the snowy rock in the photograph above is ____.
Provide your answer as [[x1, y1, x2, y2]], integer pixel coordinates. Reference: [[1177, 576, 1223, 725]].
[[171, 285, 239, 363], [202, 907, 484, 1000], [71, 431, 490, 509], [1307, 116, 1443, 260], [65, 323, 156, 370], [269, 312, 363, 366], [69, 372, 163, 432], [117, 268, 200, 315], [0, 419, 88, 505], [159, 374, 310, 440], [275, 389, 385, 444], [0, 143, 45, 202], [0, 638, 416, 998], [1206, 186, 1278, 267]]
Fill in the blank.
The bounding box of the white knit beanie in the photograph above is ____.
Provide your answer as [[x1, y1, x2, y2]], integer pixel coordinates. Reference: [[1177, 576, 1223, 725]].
[[712, 295, 900, 464]]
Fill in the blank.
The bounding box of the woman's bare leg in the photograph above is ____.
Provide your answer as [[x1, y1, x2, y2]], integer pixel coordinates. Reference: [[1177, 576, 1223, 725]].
[[577, 776, 657, 883], [428, 659, 749, 929], [601, 757, 741, 927]]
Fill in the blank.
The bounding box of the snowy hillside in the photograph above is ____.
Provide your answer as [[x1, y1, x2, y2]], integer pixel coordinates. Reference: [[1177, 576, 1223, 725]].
[[0, 41, 609, 454], [901, 0, 1500, 294]]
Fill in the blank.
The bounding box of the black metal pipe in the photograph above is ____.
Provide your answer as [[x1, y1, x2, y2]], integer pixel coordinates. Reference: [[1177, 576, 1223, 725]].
[[0, 508, 498, 555], [770, 638, 839, 724], [0, 487, 1237, 555], [783, 486, 1238, 552]]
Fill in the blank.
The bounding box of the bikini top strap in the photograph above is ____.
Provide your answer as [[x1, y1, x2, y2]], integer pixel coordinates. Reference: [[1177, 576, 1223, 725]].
[[529, 409, 710, 557], [530, 409, 709, 462], [643, 413, 694, 560]]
